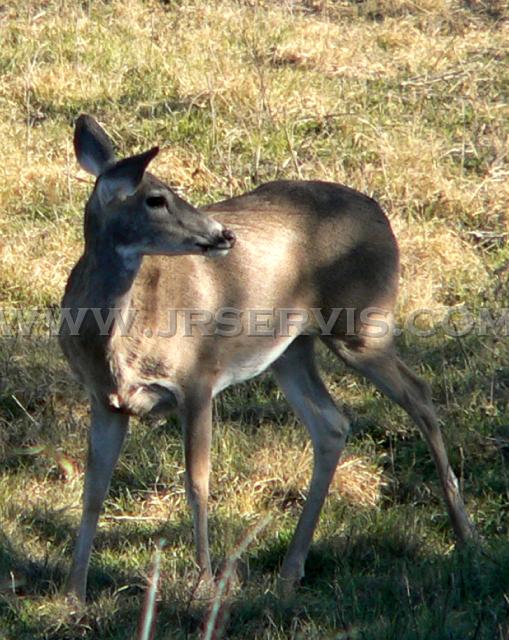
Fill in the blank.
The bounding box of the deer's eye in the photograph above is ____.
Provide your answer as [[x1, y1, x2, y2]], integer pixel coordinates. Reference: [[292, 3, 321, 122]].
[[146, 196, 167, 208]]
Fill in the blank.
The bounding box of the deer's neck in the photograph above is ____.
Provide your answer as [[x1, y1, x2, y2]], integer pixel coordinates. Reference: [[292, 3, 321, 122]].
[[82, 237, 141, 312]]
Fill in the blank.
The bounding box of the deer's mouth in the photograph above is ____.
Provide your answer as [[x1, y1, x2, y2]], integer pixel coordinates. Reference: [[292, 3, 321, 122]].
[[195, 243, 231, 257], [195, 228, 236, 257], [202, 246, 230, 257]]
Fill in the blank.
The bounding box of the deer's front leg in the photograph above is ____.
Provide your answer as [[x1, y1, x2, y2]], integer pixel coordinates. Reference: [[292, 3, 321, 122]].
[[181, 387, 213, 580], [67, 401, 129, 601]]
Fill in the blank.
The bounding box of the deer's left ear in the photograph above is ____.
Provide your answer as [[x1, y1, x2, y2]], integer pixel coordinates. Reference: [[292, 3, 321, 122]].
[[74, 114, 116, 177], [96, 147, 159, 205]]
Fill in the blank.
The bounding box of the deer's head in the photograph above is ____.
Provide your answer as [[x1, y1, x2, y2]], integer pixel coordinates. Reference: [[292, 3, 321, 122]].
[[74, 115, 235, 266]]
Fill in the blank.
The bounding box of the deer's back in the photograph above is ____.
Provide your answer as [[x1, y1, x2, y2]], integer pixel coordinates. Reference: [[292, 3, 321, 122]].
[[151, 180, 399, 316]]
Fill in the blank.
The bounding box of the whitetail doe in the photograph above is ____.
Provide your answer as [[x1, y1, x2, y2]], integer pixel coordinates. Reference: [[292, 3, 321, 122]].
[[60, 115, 475, 601]]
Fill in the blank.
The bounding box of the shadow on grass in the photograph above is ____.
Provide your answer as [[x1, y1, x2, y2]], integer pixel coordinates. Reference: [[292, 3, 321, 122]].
[[0, 529, 67, 598], [2, 473, 509, 638], [0, 508, 204, 639], [214, 533, 509, 640]]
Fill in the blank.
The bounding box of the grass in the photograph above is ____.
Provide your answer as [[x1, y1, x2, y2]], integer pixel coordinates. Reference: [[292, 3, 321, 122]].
[[1, 0, 509, 637]]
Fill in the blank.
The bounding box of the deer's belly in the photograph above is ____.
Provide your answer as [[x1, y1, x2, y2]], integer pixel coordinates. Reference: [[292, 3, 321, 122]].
[[212, 336, 294, 396], [106, 335, 295, 415]]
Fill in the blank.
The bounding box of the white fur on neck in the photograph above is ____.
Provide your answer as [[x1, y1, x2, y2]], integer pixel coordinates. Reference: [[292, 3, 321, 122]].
[[116, 245, 143, 272]]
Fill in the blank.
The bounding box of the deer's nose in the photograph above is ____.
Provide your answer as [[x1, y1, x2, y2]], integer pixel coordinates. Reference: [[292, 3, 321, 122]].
[[222, 228, 236, 247]]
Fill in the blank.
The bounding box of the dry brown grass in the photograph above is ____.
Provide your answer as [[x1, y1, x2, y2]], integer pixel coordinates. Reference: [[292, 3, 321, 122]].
[[1, 3, 509, 636], [249, 441, 385, 509], [395, 217, 490, 314], [1, 0, 506, 312]]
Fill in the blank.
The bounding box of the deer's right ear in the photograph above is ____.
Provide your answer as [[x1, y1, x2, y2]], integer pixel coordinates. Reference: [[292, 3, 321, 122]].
[[74, 114, 116, 177], [96, 147, 159, 206]]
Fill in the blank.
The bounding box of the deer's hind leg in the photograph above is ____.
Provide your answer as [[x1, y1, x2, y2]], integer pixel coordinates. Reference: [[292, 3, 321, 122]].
[[271, 335, 350, 593], [322, 335, 476, 543]]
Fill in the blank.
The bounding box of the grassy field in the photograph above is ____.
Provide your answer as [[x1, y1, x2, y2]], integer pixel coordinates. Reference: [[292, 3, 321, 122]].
[[1, 0, 509, 638]]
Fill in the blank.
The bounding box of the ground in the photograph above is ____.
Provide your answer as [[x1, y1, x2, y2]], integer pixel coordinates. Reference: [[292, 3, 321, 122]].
[[1, 1, 509, 638]]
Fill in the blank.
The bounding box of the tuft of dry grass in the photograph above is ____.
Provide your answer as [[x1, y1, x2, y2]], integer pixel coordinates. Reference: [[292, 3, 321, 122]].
[[249, 442, 385, 510], [394, 217, 490, 315]]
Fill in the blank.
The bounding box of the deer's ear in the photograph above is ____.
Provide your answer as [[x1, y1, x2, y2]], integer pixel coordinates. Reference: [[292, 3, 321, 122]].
[[96, 147, 159, 205], [74, 114, 116, 177]]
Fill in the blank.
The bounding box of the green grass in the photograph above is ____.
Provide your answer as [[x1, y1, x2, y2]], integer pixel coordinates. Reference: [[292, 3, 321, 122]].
[[1, 0, 509, 638]]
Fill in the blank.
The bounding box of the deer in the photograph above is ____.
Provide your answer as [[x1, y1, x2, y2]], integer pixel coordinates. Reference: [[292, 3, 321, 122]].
[[59, 114, 476, 602]]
